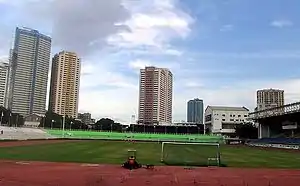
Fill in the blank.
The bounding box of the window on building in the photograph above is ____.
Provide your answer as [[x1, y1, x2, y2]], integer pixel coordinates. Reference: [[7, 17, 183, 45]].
[[222, 119, 225, 121], [222, 123, 235, 129], [222, 114, 225, 117]]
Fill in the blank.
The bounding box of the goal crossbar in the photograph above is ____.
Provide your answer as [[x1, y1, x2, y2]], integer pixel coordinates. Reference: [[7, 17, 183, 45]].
[[161, 142, 221, 166]]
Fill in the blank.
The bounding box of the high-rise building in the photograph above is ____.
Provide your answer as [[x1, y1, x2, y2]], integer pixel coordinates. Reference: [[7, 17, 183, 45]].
[[138, 66, 173, 124], [0, 62, 9, 107], [78, 112, 92, 124], [187, 98, 204, 124], [48, 51, 81, 118], [256, 89, 284, 111], [7, 27, 51, 116]]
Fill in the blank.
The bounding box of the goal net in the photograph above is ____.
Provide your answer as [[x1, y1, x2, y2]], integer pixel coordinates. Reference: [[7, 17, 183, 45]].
[[161, 142, 221, 167]]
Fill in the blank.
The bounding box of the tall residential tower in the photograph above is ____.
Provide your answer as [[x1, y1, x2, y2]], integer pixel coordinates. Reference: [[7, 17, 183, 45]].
[[7, 27, 51, 116], [48, 51, 81, 118], [256, 89, 284, 111], [0, 62, 9, 107], [138, 66, 173, 124], [187, 98, 204, 124]]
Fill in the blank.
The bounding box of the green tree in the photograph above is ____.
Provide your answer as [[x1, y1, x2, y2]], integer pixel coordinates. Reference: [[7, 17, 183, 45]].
[[0, 106, 24, 126], [40, 111, 88, 130], [235, 122, 258, 139], [94, 118, 122, 132]]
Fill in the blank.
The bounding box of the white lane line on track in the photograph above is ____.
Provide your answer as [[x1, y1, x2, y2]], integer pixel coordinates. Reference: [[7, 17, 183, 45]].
[[81, 164, 100, 167], [15, 161, 30, 165]]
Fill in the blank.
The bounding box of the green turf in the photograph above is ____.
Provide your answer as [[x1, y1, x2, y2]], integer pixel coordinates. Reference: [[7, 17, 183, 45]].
[[0, 140, 300, 168]]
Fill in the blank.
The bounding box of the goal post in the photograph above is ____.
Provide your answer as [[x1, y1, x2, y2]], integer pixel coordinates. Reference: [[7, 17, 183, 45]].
[[160, 142, 221, 167]]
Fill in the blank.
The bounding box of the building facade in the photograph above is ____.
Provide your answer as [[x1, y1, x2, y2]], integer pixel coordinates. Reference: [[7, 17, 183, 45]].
[[204, 106, 249, 135], [48, 51, 81, 118], [7, 27, 51, 116], [187, 98, 203, 124], [78, 112, 92, 124], [138, 66, 173, 124], [257, 89, 284, 111], [0, 62, 9, 107]]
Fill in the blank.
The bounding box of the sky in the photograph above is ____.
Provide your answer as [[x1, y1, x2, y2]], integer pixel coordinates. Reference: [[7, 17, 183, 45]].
[[1, 0, 300, 123]]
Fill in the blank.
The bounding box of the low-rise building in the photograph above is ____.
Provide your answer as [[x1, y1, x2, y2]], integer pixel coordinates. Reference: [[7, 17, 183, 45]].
[[24, 114, 44, 128], [204, 106, 249, 135]]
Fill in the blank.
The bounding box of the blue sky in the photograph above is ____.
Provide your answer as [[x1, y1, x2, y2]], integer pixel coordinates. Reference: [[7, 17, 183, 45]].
[[0, 0, 300, 123]]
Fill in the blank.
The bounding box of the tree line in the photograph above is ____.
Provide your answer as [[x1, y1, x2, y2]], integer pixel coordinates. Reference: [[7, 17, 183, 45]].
[[39, 111, 124, 131], [0, 106, 24, 127]]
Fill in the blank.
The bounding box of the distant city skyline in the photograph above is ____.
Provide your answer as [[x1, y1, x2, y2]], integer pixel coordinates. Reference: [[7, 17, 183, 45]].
[[1, 1, 300, 123]]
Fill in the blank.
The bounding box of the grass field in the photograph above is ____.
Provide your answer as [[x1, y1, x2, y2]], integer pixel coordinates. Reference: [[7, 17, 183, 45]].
[[0, 140, 300, 168]]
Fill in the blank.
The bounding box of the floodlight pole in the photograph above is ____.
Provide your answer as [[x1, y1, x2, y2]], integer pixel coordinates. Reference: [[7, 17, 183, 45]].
[[0, 112, 3, 126], [62, 115, 65, 137], [15, 114, 18, 127], [51, 120, 54, 129]]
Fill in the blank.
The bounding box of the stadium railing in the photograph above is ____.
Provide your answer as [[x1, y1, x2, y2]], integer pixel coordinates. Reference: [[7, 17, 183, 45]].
[[45, 129, 224, 143]]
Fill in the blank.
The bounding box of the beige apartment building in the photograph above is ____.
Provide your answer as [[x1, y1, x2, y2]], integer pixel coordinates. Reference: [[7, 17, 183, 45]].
[[138, 66, 173, 124], [48, 51, 81, 118], [256, 89, 284, 111]]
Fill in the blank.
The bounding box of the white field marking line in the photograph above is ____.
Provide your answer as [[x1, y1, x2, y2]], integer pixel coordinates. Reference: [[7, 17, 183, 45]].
[[15, 161, 30, 165], [81, 164, 100, 167]]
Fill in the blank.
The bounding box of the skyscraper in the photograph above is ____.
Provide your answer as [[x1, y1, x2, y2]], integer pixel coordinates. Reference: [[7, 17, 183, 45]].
[[257, 89, 284, 111], [0, 62, 9, 107], [7, 27, 51, 116], [48, 51, 81, 118], [187, 98, 204, 123], [138, 66, 173, 124]]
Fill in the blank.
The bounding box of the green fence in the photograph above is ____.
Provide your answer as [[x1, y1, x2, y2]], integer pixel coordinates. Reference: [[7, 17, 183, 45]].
[[46, 129, 223, 143]]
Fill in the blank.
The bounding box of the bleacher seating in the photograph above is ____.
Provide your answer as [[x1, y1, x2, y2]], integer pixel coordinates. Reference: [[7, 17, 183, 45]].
[[0, 126, 56, 140], [127, 124, 204, 134], [250, 138, 300, 145]]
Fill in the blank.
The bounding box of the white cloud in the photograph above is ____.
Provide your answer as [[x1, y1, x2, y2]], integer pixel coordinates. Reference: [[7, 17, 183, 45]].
[[165, 49, 183, 56], [3, 0, 300, 125], [107, 0, 193, 48], [270, 20, 293, 28], [220, 24, 233, 32]]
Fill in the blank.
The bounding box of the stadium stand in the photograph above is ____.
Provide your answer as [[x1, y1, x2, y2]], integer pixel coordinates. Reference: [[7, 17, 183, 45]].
[[250, 138, 300, 145], [0, 126, 56, 140], [127, 124, 204, 134]]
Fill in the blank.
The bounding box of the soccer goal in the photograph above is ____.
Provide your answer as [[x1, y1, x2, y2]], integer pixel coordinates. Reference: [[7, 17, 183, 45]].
[[160, 142, 221, 167]]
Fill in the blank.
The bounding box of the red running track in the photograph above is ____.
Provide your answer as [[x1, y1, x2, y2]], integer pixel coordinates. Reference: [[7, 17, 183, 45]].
[[0, 161, 300, 186]]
